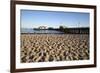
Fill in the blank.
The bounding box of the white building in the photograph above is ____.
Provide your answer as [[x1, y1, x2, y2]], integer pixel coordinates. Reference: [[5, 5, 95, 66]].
[[38, 26, 47, 29]]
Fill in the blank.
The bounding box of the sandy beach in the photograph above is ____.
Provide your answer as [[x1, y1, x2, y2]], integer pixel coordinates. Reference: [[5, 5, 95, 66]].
[[21, 34, 89, 63]]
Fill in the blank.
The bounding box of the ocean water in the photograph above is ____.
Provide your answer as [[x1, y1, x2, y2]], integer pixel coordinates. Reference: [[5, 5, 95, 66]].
[[21, 28, 64, 34]]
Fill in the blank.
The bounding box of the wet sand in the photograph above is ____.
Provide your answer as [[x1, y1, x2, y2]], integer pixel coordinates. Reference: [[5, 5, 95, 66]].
[[21, 34, 89, 63]]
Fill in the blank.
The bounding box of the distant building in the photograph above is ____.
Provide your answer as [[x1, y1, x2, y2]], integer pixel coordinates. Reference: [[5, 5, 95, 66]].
[[38, 26, 47, 29]]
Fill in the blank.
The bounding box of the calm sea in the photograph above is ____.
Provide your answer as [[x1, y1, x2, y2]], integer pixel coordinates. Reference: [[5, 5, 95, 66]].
[[21, 28, 64, 34]]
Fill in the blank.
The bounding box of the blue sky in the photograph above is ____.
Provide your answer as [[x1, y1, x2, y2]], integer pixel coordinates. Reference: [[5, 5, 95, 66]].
[[21, 10, 90, 28]]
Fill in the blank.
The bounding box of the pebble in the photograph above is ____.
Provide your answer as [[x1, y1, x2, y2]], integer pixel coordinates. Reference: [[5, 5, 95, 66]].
[[21, 34, 89, 63]]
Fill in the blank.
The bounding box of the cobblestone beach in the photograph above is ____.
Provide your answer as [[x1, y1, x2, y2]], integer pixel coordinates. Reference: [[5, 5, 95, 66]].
[[21, 34, 89, 63]]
